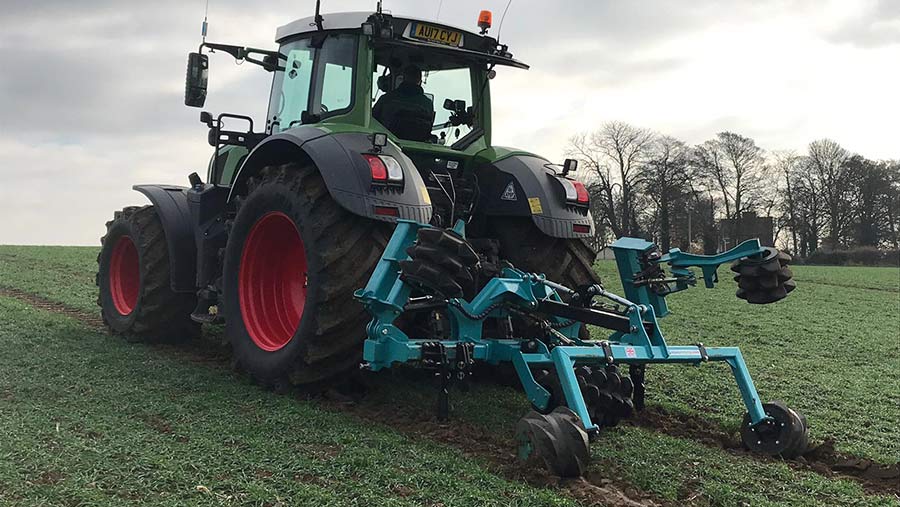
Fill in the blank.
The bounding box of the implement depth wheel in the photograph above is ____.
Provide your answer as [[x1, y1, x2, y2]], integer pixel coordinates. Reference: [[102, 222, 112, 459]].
[[96, 205, 198, 342], [223, 163, 390, 387], [740, 401, 809, 459], [516, 407, 591, 478]]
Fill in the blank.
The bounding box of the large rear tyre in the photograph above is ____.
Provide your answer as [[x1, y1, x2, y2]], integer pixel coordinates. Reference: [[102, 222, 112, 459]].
[[493, 217, 600, 291], [223, 163, 390, 387], [493, 217, 599, 341], [96, 205, 199, 342]]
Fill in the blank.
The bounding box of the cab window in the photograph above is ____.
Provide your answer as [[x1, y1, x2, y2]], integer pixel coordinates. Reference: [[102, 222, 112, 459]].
[[424, 68, 474, 144], [314, 35, 356, 115], [267, 34, 357, 132], [370, 64, 475, 144], [277, 43, 314, 129]]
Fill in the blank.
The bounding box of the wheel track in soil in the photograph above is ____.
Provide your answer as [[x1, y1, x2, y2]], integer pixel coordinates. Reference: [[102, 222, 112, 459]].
[[0, 285, 662, 506], [319, 394, 666, 507], [0, 286, 106, 331], [628, 406, 899, 497], [1, 285, 897, 502]]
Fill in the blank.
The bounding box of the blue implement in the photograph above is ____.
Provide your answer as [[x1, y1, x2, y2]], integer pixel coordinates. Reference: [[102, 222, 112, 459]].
[[354, 220, 806, 474]]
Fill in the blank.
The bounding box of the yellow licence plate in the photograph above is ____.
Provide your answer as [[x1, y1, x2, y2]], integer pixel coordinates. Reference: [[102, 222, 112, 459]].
[[411, 23, 462, 47]]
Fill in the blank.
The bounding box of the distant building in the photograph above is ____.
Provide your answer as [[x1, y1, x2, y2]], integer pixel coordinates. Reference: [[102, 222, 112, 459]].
[[717, 212, 774, 249]]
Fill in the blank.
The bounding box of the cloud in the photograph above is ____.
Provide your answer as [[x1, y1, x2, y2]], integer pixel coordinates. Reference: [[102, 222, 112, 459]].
[[821, 0, 900, 48], [1, 0, 897, 245]]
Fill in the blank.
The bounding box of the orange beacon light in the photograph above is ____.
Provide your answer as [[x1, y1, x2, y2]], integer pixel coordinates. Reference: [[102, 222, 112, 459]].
[[478, 10, 493, 34]]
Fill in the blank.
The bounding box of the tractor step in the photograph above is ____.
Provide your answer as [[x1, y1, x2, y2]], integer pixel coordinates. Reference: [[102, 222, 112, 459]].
[[190, 299, 222, 324]]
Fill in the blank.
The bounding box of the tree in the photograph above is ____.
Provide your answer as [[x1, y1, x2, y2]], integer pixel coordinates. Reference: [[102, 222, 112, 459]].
[[807, 139, 851, 248], [567, 122, 655, 237], [885, 161, 900, 249], [694, 132, 769, 247], [642, 136, 692, 251], [846, 156, 900, 247], [772, 151, 802, 253]]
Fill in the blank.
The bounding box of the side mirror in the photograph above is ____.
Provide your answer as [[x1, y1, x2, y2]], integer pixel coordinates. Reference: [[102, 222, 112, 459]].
[[442, 99, 467, 113], [184, 52, 208, 107], [562, 158, 578, 176]]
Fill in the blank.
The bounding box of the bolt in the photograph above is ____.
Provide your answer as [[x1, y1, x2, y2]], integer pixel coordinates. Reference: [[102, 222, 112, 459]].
[[775, 440, 780, 444], [381, 328, 389, 335], [757, 440, 762, 445]]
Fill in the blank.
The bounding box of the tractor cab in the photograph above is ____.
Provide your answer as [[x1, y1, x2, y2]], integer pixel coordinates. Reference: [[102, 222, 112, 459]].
[[267, 10, 528, 146], [185, 9, 528, 189]]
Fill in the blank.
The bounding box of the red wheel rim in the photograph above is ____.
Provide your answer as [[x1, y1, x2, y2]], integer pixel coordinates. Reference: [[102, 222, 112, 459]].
[[109, 236, 140, 315], [239, 212, 308, 352]]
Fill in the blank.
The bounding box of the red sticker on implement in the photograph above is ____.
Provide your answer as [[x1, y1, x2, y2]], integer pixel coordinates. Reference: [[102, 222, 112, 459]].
[[625, 346, 636, 358]]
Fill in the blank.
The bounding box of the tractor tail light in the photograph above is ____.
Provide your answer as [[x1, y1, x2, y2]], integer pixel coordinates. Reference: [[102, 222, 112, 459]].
[[381, 155, 403, 182], [374, 206, 399, 217], [556, 177, 590, 206], [363, 154, 403, 183], [364, 154, 387, 181], [572, 180, 589, 205]]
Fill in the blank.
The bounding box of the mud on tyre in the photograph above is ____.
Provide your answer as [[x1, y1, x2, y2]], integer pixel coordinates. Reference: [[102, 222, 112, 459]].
[[97, 205, 199, 342], [223, 162, 390, 388]]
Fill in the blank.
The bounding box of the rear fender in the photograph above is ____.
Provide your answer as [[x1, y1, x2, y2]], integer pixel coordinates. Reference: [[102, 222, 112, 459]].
[[132, 185, 197, 293], [228, 127, 432, 223], [478, 155, 594, 239]]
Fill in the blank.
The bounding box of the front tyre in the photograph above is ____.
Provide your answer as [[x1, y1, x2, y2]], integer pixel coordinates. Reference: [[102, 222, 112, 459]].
[[223, 163, 390, 387], [96, 205, 199, 341]]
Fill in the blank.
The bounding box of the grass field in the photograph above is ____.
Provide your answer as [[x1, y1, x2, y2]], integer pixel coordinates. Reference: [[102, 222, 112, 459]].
[[0, 245, 898, 506]]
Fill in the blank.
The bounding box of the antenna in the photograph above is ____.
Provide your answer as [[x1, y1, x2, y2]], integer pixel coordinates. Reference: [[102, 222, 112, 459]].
[[497, 0, 513, 41], [435, 0, 443, 20], [201, 0, 210, 43], [314, 0, 324, 30], [376, 0, 383, 15]]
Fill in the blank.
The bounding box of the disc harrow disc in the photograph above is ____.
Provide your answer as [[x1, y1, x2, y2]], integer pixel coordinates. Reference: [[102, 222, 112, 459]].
[[515, 407, 590, 477], [399, 227, 482, 298], [732, 247, 796, 304], [740, 401, 809, 458], [531, 364, 636, 429]]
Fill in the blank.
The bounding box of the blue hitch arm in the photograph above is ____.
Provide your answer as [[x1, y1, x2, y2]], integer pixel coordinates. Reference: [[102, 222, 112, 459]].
[[657, 239, 766, 288]]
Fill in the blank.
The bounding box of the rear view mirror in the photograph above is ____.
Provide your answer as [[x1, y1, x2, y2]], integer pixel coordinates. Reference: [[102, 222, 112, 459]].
[[184, 52, 208, 107], [443, 99, 467, 113]]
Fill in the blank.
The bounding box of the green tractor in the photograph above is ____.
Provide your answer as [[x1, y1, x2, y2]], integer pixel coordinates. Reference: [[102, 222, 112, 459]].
[[96, 7, 598, 387]]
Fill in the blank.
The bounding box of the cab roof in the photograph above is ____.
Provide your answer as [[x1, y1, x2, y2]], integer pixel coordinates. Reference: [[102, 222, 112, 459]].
[[276, 11, 528, 70]]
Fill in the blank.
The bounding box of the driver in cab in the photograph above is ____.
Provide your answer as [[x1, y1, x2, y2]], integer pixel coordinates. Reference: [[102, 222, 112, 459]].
[[373, 65, 435, 142]]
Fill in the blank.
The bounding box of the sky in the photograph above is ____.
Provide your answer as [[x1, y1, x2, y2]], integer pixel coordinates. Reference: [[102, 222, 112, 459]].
[[1, 0, 898, 245]]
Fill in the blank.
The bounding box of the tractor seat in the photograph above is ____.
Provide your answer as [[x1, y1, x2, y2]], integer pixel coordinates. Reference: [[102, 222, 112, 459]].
[[380, 107, 435, 143]]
